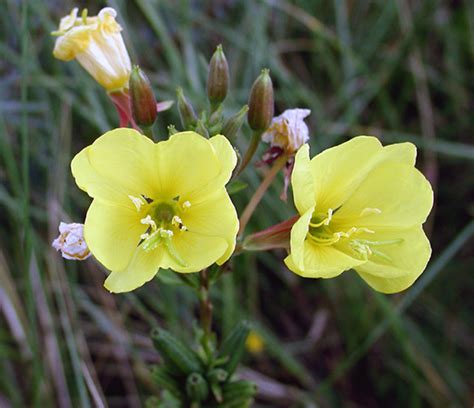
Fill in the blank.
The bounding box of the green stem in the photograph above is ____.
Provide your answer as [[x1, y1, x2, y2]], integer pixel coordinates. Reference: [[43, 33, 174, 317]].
[[199, 269, 212, 349], [238, 154, 288, 238], [235, 130, 262, 176]]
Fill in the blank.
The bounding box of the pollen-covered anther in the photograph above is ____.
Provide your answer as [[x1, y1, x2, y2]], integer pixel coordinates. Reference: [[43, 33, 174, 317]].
[[172, 215, 187, 231], [141, 215, 157, 230], [159, 228, 174, 238], [129, 195, 146, 211], [182, 200, 191, 210]]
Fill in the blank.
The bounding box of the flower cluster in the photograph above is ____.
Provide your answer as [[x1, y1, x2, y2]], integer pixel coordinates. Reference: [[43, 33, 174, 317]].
[[52, 7, 434, 297]]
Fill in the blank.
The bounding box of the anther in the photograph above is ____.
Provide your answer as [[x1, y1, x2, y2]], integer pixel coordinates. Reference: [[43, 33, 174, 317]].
[[141, 215, 157, 230], [172, 215, 187, 231], [360, 207, 382, 217], [129, 195, 146, 211], [182, 201, 191, 210]]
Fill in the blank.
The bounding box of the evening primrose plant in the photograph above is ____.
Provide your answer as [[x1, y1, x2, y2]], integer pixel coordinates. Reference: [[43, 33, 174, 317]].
[[51, 6, 433, 407]]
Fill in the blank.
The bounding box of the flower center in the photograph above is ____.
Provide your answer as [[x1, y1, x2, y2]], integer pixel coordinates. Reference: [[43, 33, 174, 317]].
[[129, 195, 191, 267], [306, 207, 403, 262]]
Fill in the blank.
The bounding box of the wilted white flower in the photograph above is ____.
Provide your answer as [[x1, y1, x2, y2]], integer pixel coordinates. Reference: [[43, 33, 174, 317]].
[[52, 7, 131, 92], [52, 222, 91, 261], [262, 108, 311, 153]]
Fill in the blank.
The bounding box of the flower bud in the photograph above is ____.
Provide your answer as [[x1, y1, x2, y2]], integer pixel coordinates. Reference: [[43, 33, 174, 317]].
[[207, 44, 229, 105], [186, 373, 209, 402], [177, 87, 197, 129], [222, 105, 249, 143], [247, 68, 274, 132], [129, 65, 157, 128]]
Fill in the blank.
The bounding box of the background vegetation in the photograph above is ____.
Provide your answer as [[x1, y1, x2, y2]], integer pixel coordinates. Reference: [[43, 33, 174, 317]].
[[1, 0, 473, 406]]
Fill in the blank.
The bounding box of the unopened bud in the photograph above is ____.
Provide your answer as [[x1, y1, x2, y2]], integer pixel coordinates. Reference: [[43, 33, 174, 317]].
[[129, 65, 157, 128], [177, 87, 197, 129], [186, 373, 209, 402], [222, 105, 249, 143], [207, 44, 229, 105], [247, 69, 274, 131]]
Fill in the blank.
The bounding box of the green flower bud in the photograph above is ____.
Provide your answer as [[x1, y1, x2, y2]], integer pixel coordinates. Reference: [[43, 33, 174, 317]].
[[177, 87, 197, 129], [222, 105, 249, 143], [129, 65, 157, 128], [151, 328, 202, 375], [208, 368, 228, 383], [247, 69, 274, 132], [207, 44, 229, 105], [186, 373, 209, 402], [218, 321, 251, 376], [222, 380, 257, 403]]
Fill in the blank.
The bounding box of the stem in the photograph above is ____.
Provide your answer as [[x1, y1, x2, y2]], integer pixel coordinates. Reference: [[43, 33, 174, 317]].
[[238, 154, 288, 237], [199, 269, 212, 341], [235, 130, 262, 176]]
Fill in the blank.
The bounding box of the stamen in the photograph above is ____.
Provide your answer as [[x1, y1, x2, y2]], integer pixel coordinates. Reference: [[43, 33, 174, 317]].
[[141, 215, 157, 230], [158, 228, 174, 238], [182, 200, 191, 210], [360, 207, 382, 217], [172, 215, 187, 231], [309, 208, 333, 228], [129, 195, 146, 211], [81, 8, 88, 24], [307, 232, 341, 246]]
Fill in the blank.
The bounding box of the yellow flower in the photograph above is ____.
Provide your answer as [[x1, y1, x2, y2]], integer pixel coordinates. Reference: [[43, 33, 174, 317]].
[[53, 8, 131, 91], [245, 331, 265, 354], [71, 129, 239, 293], [285, 136, 433, 293]]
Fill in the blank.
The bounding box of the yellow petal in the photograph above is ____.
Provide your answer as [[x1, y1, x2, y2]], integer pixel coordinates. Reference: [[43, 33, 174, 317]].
[[291, 144, 315, 214], [285, 241, 363, 278], [104, 246, 164, 293], [83, 199, 146, 271], [180, 188, 238, 265], [310, 136, 383, 211], [286, 205, 363, 277], [287, 206, 314, 270], [154, 132, 228, 199], [71, 128, 157, 202], [165, 232, 228, 273], [333, 162, 433, 228], [355, 226, 431, 293], [209, 134, 237, 186], [379, 142, 416, 166]]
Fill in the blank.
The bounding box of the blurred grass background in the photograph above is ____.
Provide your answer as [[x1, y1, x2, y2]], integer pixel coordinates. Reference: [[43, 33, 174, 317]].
[[1, 0, 473, 407]]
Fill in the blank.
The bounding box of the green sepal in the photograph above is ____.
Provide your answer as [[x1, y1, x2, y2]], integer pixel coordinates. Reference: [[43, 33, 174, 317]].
[[195, 119, 210, 138], [151, 328, 203, 376], [218, 321, 251, 377], [221, 105, 248, 143], [226, 180, 248, 195]]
